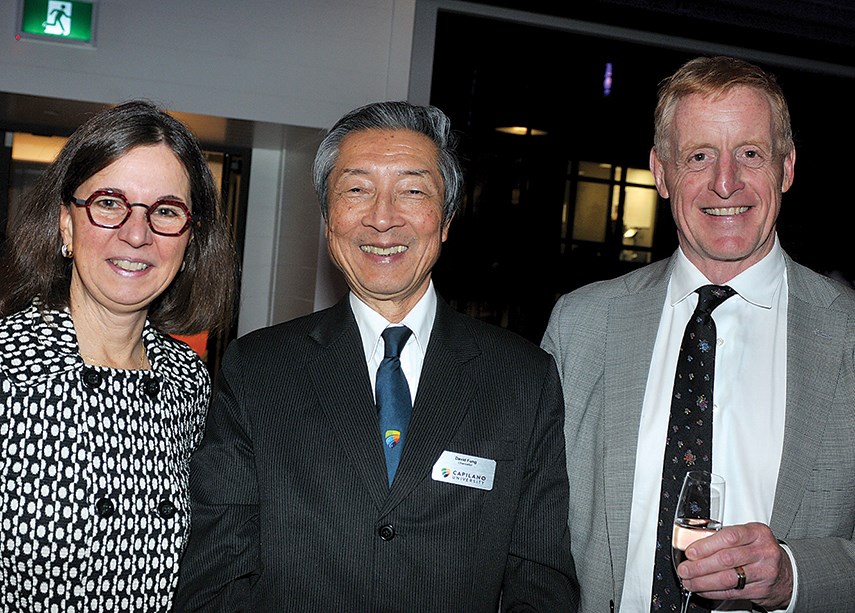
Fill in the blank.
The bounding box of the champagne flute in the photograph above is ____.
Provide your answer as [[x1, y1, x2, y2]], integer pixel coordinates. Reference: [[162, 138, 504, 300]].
[[672, 471, 725, 613]]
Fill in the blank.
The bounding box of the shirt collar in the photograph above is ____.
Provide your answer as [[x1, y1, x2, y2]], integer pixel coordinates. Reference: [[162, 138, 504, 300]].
[[672, 235, 785, 308], [349, 281, 437, 363]]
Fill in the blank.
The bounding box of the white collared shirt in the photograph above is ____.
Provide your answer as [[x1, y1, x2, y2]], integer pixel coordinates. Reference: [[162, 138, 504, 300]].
[[620, 237, 793, 612], [349, 281, 437, 403]]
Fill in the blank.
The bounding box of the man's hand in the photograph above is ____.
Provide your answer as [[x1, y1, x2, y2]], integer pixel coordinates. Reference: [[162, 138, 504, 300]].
[[677, 521, 793, 610]]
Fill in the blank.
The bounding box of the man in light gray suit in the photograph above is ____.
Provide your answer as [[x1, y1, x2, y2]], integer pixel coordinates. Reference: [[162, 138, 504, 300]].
[[543, 55, 855, 612]]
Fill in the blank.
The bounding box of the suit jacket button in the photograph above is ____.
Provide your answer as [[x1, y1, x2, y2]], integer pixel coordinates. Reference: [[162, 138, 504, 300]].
[[157, 498, 177, 519], [143, 378, 160, 398], [82, 368, 102, 388], [95, 497, 115, 518], [378, 524, 395, 541]]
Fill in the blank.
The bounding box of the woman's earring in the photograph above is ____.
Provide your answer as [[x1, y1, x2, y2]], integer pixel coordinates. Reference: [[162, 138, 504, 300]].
[[61, 244, 73, 259], [180, 261, 186, 272]]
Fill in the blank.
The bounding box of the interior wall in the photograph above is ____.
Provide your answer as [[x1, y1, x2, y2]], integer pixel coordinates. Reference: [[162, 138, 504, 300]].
[[0, 0, 417, 334], [1, 0, 416, 129]]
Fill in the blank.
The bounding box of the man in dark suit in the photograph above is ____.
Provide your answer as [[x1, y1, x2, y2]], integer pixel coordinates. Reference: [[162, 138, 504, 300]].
[[542, 55, 855, 612], [174, 101, 578, 611]]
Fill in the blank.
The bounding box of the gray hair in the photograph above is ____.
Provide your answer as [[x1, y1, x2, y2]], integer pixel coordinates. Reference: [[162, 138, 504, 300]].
[[312, 101, 463, 224]]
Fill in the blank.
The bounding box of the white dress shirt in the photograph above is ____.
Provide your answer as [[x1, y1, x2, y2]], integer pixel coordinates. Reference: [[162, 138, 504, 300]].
[[620, 237, 797, 612], [349, 281, 437, 403]]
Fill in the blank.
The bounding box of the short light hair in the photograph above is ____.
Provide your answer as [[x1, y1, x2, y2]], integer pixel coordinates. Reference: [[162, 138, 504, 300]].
[[653, 56, 794, 161]]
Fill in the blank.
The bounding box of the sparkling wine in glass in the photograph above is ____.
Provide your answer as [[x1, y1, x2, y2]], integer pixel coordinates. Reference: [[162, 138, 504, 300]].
[[672, 471, 725, 613]]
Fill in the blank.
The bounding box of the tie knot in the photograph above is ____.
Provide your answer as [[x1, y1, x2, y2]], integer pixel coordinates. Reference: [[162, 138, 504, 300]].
[[382, 326, 412, 358], [696, 284, 736, 315]]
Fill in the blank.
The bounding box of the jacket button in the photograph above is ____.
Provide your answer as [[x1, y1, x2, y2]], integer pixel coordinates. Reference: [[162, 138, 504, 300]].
[[378, 524, 395, 541], [143, 378, 159, 398], [82, 369, 102, 388], [95, 497, 115, 518], [157, 498, 177, 519]]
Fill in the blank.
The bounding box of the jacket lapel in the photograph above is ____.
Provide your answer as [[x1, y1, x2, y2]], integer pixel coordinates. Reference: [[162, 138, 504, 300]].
[[379, 300, 480, 512], [307, 299, 391, 507], [771, 258, 845, 535], [306, 297, 482, 512], [604, 257, 674, 589]]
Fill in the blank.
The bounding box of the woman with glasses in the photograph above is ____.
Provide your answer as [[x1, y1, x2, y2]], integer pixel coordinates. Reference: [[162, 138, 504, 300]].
[[0, 100, 238, 612]]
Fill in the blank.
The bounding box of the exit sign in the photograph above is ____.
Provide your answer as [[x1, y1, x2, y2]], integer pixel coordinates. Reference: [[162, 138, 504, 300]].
[[17, 0, 97, 46]]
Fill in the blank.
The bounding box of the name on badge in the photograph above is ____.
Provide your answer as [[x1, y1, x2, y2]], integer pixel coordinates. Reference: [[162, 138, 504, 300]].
[[431, 450, 496, 490]]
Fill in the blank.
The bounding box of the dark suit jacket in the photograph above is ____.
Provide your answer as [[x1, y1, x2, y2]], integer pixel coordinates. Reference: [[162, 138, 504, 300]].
[[542, 251, 855, 612], [174, 295, 578, 612]]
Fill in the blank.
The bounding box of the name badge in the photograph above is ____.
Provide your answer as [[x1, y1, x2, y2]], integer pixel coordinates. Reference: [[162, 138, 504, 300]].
[[431, 450, 496, 490]]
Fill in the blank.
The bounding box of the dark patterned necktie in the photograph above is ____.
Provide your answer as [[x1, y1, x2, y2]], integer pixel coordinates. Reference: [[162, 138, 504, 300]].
[[650, 285, 735, 612], [376, 326, 413, 486]]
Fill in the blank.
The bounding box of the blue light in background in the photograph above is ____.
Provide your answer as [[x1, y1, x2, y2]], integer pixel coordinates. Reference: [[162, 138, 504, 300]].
[[603, 62, 613, 96]]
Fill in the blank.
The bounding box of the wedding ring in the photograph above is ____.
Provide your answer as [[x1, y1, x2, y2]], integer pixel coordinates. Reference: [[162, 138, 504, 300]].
[[734, 565, 747, 590]]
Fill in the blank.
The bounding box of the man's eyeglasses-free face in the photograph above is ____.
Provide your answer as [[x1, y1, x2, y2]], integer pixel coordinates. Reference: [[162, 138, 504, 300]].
[[70, 189, 193, 237]]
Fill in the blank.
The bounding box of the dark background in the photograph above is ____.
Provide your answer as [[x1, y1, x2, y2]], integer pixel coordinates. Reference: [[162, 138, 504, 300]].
[[427, 2, 855, 342]]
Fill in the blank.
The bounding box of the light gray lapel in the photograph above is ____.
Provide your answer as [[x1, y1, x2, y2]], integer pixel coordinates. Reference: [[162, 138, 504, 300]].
[[771, 258, 846, 535], [603, 259, 672, 583]]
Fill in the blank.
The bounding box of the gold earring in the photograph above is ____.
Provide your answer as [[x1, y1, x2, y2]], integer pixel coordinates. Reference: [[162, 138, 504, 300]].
[[61, 244, 73, 259]]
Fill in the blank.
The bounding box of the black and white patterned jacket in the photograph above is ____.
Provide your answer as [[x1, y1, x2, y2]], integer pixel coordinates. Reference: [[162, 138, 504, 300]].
[[0, 302, 211, 612]]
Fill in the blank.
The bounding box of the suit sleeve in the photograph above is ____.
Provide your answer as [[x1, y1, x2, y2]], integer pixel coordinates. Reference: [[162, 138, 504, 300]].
[[173, 341, 261, 612], [777, 286, 855, 611], [785, 537, 855, 611], [500, 355, 580, 612]]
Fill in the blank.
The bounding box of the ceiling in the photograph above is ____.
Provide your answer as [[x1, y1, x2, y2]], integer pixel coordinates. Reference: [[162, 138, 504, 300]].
[[467, 0, 855, 67], [2, 1, 852, 149]]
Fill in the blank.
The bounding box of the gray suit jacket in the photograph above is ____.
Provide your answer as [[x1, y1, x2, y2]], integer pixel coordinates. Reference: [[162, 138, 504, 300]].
[[174, 295, 578, 612], [542, 250, 855, 612]]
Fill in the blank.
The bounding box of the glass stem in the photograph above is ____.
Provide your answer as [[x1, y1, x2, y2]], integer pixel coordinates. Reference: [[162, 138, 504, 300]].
[[680, 589, 692, 613]]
